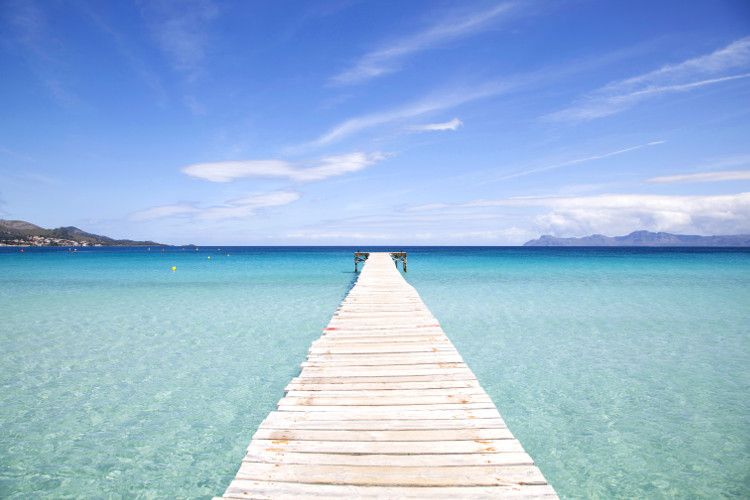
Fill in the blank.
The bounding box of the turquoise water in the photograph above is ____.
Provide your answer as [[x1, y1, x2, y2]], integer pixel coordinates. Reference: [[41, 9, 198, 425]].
[[1, 247, 748, 498]]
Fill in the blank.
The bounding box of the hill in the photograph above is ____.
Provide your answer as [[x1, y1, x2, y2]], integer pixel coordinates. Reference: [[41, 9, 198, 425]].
[[524, 230, 750, 247], [0, 219, 163, 247]]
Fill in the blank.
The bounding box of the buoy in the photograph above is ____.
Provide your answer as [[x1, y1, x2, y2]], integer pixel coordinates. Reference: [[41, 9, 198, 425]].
[[171, 266, 176, 271], [207, 256, 211, 259]]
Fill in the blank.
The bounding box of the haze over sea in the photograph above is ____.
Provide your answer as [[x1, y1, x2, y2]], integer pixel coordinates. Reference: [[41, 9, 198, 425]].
[[1, 247, 748, 499]]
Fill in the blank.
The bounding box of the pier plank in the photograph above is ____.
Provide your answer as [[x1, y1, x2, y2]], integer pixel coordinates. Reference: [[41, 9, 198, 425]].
[[219, 252, 556, 498], [222, 480, 558, 499]]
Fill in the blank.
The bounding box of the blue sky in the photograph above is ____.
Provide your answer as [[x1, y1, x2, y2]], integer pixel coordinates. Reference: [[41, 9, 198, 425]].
[[1, 0, 749, 245]]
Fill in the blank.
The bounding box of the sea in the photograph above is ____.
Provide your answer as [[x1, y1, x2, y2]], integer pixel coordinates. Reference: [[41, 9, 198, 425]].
[[1, 246, 748, 499]]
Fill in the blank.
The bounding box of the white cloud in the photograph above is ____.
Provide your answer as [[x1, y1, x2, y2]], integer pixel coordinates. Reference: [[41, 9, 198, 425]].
[[409, 118, 463, 132], [648, 170, 750, 184], [547, 37, 750, 121], [130, 190, 300, 221], [181, 152, 386, 183], [415, 192, 750, 236], [310, 83, 508, 146], [331, 3, 516, 85]]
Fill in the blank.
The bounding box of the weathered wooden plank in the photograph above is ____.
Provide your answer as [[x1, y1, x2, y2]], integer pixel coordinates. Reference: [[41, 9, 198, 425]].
[[302, 355, 463, 367], [304, 353, 460, 363], [285, 379, 481, 391], [308, 344, 454, 354], [298, 367, 473, 377], [314, 335, 449, 343], [258, 415, 506, 431], [277, 394, 492, 407], [251, 428, 513, 441], [248, 439, 525, 454], [222, 480, 557, 499], [301, 359, 465, 368], [257, 408, 502, 421], [284, 387, 486, 398], [276, 402, 497, 412], [243, 450, 534, 467], [288, 373, 479, 384], [300, 363, 469, 372], [235, 462, 548, 487]]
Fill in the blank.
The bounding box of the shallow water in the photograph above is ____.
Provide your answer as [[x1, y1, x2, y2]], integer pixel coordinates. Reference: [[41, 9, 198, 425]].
[[1, 247, 748, 498]]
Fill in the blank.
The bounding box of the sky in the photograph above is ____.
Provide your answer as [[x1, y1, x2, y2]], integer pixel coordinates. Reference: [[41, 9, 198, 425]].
[[1, 0, 750, 245]]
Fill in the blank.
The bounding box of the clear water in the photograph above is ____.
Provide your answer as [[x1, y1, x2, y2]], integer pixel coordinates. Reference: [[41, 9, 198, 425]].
[[1, 247, 748, 499]]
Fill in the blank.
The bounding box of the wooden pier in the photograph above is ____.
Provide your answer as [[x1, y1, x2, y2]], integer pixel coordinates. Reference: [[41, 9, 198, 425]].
[[217, 252, 556, 499]]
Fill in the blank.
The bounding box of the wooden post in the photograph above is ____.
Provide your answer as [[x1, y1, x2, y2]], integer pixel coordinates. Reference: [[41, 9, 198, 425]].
[[354, 252, 369, 272], [389, 252, 407, 273]]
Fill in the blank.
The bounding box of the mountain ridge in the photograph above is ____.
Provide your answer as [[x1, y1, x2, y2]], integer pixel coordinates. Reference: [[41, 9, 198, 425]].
[[0, 219, 163, 247], [524, 230, 750, 247]]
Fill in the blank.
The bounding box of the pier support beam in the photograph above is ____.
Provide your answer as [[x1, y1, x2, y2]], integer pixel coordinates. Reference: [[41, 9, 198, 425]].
[[354, 251, 369, 272], [390, 251, 407, 272]]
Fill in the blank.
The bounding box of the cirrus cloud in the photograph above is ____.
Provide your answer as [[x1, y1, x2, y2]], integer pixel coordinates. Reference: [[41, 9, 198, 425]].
[[547, 37, 750, 121], [331, 3, 518, 85]]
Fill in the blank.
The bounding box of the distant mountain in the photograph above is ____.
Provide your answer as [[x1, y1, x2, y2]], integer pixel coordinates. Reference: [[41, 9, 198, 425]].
[[0, 219, 163, 247], [524, 230, 750, 247]]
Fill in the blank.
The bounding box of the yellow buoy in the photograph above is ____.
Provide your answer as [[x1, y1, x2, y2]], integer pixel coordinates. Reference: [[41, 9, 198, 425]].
[[171, 266, 177, 271]]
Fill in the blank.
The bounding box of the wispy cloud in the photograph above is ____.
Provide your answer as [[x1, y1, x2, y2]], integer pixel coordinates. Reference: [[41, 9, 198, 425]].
[[309, 46, 663, 148], [131, 190, 300, 221], [331, 3, 517, 85], [409, 118, 463, 132], [309, 83, 508, 147], [491, 140, 665, 181], [547, 37, 750, 122], [648, 170, 750, 183], [139, 0, 218, 79], [181, 152, 386, 183]]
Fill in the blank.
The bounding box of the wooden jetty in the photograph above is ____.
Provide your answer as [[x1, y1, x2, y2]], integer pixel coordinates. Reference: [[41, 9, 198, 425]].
[[217, 252, 557, 499]]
